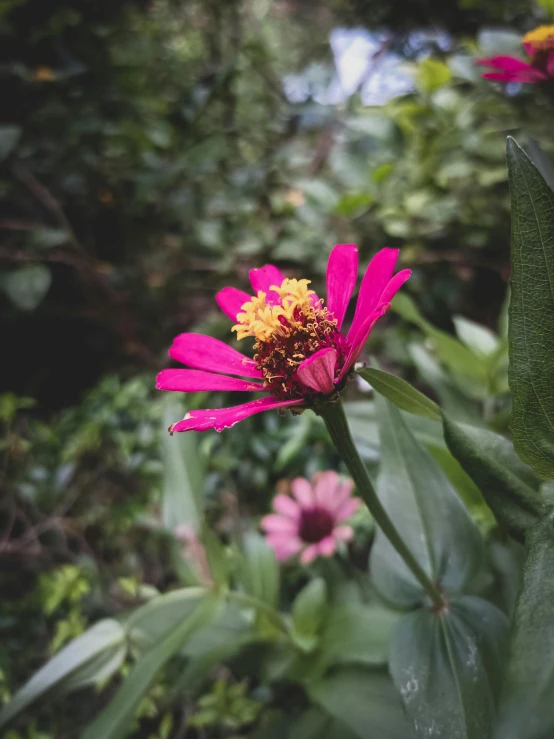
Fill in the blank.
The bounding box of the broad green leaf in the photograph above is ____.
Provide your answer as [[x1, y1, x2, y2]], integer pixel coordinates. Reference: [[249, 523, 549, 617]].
[[161, 399, 204, 532], [358, 367, 441, 421], [0, 620, 126, 729], [392, 293, 488, 399], [309, 667, 410, 739], [0, 124, 21, 161], [507, 137, 554, 479], [319, 602, 399, 668], [453, 316, 499, 358], [494, 511, 554, 739], [390, 597, 509, 739], [443, 416, 546, 539], [291, 578, 327, 650], [83, 594, 219, 739], [416, 59, 451, 92], [372, 397, 483, 606], [126, 586, 206, 649], [527, 140, 554, 194], [240, 531, 279, 609], [290, 707, 358, 739], [3, 265, 52, 311]]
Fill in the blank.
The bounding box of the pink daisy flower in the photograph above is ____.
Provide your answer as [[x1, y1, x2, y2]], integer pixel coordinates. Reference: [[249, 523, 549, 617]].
[[261, 471, 360, 564], [477, 24, 554, 83], [157, 244, 410, 432]]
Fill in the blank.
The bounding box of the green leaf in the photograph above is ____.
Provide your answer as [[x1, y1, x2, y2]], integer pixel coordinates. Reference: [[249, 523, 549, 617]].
[[161, 399, 204, 532], [416, 59, 452, 93], [507, 137, 554, 479], [3, 265, 52, 311], [319, 602, 399, 668], [240, 531, 279, 609], [372, 397, 483, 606], [0, 124, 21, 161], [527, 140, 554, 194], [358, 368, 441, 421], [83, 594, 219, 739], [291, 578, 327, 650], [443, 416, 546, 539], [127, 587, 206, 649], [309, 667, 410, 739], [290, 707, 359, 739], [390, 596, 509, 739], [392, 293, 489, 399], [0, 620, 126, 729], [453, 316, 499, 358], [494, 511, 554, 739]]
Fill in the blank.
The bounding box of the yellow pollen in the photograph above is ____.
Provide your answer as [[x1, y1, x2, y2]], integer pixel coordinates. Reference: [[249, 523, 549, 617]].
[[232, 278, 317, 342], [523, 25, 554, 52]]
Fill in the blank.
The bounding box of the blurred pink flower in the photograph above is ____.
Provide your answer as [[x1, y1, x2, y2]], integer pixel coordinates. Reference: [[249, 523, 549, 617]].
[[477, 25, 554, 83], [157, 245, 410, 433], [261, 471, 360, 564]]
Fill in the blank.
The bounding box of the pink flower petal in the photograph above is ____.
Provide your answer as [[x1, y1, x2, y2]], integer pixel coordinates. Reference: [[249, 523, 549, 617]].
[[476, 55, 532, 72], [291, 477, 314, 507], [347, 248, 399, 344], [216, 286, 253, 322], [333, 525, 354, 542], [170, 396, 304, 433], [169, 333, 261, 378], [547, 52, 554, 77], [300, 544, 319, 564], [296, 347, 337, 394], [335, 497, 361, 522], [379, 269, 411, 305], [326, 244, 358, 330], [312, 471, 339, 508], [340, 304, 391, 378], [249, 264, 286, 306], [317, 535, 336, 557], [328, 480, 355, 514], [523, 42, 534, 57], [261, 514, 298, 534], [266, 534, 302, 560], [273, 494, 301, 520], [156, 369, 263, 393]]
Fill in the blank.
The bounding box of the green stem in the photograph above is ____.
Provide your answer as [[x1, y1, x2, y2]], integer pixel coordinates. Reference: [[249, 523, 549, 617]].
[[318, 399, 445, 609]]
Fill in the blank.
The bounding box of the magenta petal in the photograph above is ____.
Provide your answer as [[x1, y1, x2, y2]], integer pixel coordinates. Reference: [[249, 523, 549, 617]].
[[170, 333, 262, 378], [156, 369, 263, 393], [249, 264, 286, 306], [333, 525, 354, 542], [326, 244, 358, 330], [215, 286, 252, 322], [547, 52, 554, 78], [477, 55, 531, 72], [297, 347, 337, 394], [347, 248, 398, 343], [291, 477, 314, 507], [170, 396, 304, 433], [341, 304, 391, 377], [379, 269, 411, 305]]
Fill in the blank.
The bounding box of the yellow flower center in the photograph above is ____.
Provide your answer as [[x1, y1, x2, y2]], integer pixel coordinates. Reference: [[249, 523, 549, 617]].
[[523, 24, 554, 52], [233, 278, 317, 342]]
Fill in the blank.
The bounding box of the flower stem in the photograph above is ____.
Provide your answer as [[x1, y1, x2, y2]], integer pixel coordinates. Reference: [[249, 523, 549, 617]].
[[318, 399, 445, 609]]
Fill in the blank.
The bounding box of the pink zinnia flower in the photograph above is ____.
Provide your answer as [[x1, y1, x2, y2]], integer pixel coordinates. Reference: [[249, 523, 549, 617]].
[[477, 24, 554, 83], [157, 244, 410, 432], [261, 472, 360, 564]]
